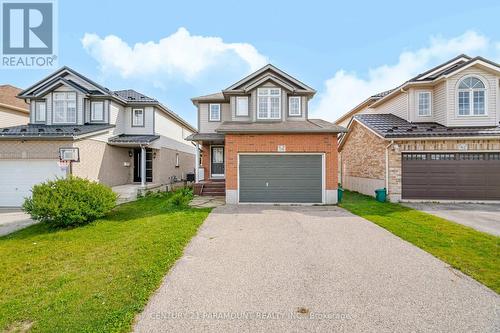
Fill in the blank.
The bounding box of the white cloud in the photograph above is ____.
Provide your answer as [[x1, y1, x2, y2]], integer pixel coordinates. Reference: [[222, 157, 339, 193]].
[[81, 27, 268, 82], [312, 31, 496, 122]]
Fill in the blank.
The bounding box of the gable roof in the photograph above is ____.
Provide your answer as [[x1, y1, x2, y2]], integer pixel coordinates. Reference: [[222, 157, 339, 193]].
[[113, 89, 158, 103], [0, 85, 29, 113], [224, 64, 316, 94]]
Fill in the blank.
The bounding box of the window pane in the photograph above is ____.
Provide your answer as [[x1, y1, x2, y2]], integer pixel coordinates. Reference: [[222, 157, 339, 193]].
[[209, 104, 220, 120], [458, 91, 470, 115], [418, 92, 430, 116], [35, 102, 46, 122], [258, 96, 268, 118], [67, 101, 76, 123], [236, 97, 248, 116], [92, 102, 104, 121], [270, 89, 280, 95], [270, 97, 280, 118], [289, 97, 300, 115], [258, 88, 269, 95], [473, 91, 485, 115], [133, 109, 144, 126]]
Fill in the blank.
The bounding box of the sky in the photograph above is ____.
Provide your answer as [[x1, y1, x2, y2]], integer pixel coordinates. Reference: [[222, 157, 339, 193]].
[[2, 0, 500, 127]]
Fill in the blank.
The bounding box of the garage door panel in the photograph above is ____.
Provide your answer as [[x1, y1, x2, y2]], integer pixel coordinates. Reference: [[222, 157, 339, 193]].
[[402, 153, 500, 200], [0, 160, 66, 207], [239, 155, 322, 203]]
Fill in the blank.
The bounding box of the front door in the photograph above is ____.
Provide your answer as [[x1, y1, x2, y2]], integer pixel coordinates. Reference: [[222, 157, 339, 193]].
[[133, 148, 153, 183], [211, 146, 224, 177]]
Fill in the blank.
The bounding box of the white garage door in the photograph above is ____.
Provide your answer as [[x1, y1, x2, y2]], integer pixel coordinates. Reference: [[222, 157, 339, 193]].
[[0, 160, 66, 207]]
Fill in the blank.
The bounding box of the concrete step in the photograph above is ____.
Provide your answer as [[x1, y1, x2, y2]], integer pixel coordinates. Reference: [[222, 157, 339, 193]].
[[201, 191, 226, 196]]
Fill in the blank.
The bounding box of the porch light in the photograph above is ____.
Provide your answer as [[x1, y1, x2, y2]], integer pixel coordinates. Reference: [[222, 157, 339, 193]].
[[128, 150, 133, 158]]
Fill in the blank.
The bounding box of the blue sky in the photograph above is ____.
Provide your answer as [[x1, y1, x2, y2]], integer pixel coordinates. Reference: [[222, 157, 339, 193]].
[[2, 0, 500, 126]]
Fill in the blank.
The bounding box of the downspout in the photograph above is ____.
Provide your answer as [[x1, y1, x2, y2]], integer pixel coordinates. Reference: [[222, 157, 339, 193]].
[[385, 140, 394, 195]]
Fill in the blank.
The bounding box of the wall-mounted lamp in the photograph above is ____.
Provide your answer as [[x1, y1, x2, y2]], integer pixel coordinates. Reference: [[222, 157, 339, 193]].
[[128, 150, 133, 158], [153, 151, 157, 159]]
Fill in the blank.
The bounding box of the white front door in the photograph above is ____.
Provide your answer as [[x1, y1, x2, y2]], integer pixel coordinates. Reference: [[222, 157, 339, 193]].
[[0, 160, 67, 207]]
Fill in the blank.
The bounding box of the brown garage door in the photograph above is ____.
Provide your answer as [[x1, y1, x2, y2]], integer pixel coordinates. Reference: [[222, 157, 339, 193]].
[[402, 152, 500, 200]]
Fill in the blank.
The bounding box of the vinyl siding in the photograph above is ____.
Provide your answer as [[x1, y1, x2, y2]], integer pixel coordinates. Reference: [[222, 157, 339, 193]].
[[0, 107, 29, 127], [433, 81, 447, 126], [123, 106, 154, 134], [198, 102, 230, 133], [446, 66, 498, 127], [373, 92, 408, 120]]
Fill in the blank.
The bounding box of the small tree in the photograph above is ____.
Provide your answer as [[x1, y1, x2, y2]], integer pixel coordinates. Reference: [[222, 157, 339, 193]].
[[23, 176, 117, 228]]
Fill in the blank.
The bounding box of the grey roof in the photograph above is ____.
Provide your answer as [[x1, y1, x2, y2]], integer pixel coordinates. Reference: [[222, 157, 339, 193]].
[[113, 89, 158, 103], [185, 133, 225, 141], [0, 124, 114, 140], [108, 134, 160, 144], [354, 114, 500, 138], [216, 119, 347, 134], [191, 92, 227, 103], [371, 88, 397, 98]]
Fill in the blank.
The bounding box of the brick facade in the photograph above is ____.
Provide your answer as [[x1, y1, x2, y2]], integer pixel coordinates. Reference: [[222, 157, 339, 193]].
[[341, 122, 386, 179], [340, 121, 500, 202], [224, 133, 338, 191]]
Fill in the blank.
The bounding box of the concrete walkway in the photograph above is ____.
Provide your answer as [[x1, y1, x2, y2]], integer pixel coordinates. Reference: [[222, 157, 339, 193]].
[[189, 196, 226, 208], [0, 209, 36, 236], [134, 205, 499, 333], [403, 202, 500, 236]]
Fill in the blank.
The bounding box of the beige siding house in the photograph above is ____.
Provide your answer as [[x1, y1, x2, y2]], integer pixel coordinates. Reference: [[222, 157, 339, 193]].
[[0, 85, 29, 127], [0, 67, 196, 206], [337, 55, 500, 202]]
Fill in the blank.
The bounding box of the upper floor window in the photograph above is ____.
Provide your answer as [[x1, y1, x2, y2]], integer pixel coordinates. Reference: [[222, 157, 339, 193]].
[[417, 91, 431, 116], [34, 100, 46, 122], [209, 103, 221, 121], [53, 92, 76, 124], [132, 108, 144, 127], [236, 96, 248, 116], [458, 76, 486, 116], [257, 88, 281, 119], [288, 96, 301, 116], [91, 101, 104, 122]]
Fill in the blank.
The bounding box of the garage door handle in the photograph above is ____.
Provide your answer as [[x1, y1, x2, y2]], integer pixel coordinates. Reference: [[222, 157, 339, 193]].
[[265, 182, 269, 187]]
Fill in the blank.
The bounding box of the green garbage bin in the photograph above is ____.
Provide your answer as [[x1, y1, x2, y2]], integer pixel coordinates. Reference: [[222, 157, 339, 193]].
[[375, 188, 387, 202], [338, 188, 344, 203]]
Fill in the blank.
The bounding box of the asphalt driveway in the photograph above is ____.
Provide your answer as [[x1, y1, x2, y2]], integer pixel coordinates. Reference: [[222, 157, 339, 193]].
[[403, 202, 500, 236], [0, 208, 36, 237], [134, 205, 499, 332]]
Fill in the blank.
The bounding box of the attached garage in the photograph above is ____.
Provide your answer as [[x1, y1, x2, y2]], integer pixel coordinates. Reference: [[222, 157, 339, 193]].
[[0, 160, 66, 207], [238, 154, 324, 203], [402, 152, 500, 200]]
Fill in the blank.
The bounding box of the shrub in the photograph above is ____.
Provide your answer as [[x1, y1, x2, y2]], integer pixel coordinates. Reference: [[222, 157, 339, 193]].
[[168, 187, 193, 208], [23, 176, 117, 228]]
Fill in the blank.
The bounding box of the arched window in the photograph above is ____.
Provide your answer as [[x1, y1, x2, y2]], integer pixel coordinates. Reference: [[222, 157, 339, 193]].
[[458, 76, 486, 116]]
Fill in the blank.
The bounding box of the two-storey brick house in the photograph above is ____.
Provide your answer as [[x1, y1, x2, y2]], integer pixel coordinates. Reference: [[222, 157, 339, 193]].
[[187, 65, 346, 204], [337, 55, 500, 202]]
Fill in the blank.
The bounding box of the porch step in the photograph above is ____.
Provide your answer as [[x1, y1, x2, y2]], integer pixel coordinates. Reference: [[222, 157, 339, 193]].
[[200, 181, 226, 196]]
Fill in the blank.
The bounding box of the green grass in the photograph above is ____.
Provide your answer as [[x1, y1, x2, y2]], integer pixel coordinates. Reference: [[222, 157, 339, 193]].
[[339, 191, 500, 293], [0, 191, 210, 332]]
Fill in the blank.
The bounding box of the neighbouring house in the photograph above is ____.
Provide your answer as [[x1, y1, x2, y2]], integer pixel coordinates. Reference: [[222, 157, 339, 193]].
[[0, 66, 196, 206], [337, 55, 500, 202], [0, 84, 30, 127], [186, 64, 346, 204]]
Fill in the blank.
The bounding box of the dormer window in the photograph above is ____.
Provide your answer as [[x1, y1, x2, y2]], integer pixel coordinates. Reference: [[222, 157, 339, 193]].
[[236, 96, 248, 116], [288, 96, 301, 116], [209, 104, 221, 121], [257, 88, 281, 119], [458, 76, 486, 116], [34, 100, 46, 122], [53, 92, 77, 124], [91, 101, 104, 122], [417, 91, 431, 116]]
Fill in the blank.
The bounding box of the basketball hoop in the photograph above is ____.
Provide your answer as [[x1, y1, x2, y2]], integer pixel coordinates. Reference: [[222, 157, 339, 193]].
[[58, 160, 70, 171]]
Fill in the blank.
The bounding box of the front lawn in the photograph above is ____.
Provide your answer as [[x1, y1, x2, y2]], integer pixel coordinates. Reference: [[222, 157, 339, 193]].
[[0, 191, 210, 332], [340, 191, 500, 293]]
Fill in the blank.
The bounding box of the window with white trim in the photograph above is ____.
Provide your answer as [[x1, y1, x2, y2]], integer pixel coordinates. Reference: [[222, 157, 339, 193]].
[[257, 88, 281, 119], [53, 92, 77, 124], [34, 101, 46, 122], [132, 108, 144, 127], [417, 91, 431, 116], [91, 101, 104, 122], [209, 104, 221, 121], [458, 76, 486, 116], [288, 96, 301, 116], [236, 96, 248, 116]]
